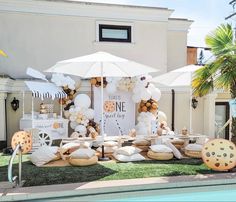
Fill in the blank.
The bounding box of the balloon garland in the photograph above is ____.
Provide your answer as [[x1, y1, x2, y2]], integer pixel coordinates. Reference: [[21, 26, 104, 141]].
[[52, 73, 163, 138], [90, 77, 107, 88], [90, 74, 163, 137], [51, 73, 81, 109], [68, 94, 99, 138], [138, 99, 158, 114]]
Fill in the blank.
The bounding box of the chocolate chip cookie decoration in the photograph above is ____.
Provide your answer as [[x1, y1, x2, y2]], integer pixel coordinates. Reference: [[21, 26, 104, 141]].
[[202, 139, 236, 171]]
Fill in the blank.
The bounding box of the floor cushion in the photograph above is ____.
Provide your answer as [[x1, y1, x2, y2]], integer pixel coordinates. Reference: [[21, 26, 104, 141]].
[[185, 144, 203, 152], [30, 146, 58, 166], [70, 148, 95, 159], [133, 145, 149, 152], [147, 150, 173, 160], [69, 155, 98, 166], [185, 150, 202, 158], [171, 139, 185, 149], [113, 153, 145, 162], [133, 139, 150, 146], [165, 141, 183, 159], [103, 141, 118, 147], [150, 145, 173, 153], [97, 146, 118, 154], [116, 146, 141, 156]]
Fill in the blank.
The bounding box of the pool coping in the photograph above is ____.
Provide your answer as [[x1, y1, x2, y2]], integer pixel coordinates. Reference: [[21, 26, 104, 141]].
[[1, 173, 236, 201]]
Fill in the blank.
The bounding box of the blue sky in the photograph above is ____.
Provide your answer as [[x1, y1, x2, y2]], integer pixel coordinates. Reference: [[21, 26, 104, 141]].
[[79, 0, 234, 47]]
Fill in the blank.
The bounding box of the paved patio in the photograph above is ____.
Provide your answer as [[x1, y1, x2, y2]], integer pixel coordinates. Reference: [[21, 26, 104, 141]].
[[1, 173, 236, 201]]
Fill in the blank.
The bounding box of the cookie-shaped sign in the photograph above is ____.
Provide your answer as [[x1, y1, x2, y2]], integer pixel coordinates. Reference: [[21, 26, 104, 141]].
[[11, 131, 32, 154], [202, 139, 236, 171], [104, 101, 115, 113]]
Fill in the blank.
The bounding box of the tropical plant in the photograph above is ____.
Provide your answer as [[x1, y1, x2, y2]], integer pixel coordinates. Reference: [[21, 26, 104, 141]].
[[192, 23, 236, 136]]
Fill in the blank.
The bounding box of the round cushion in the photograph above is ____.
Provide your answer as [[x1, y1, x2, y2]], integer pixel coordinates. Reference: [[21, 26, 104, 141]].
[[171, 139, 185, 145], [11, 131, 32, 154], [185, 144, 203, 152], [133, 139, 150, 146], [147, 150, 173, 160], [202, 139, 236, 171], [133, 145, 149, 152], [171, 139, 185, 149], [69, 155, 98, 166], [185, 150, 202, 158]]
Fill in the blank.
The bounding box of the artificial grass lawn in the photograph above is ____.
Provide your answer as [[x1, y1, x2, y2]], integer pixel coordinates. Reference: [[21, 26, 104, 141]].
[[0, 153, 225, 187]]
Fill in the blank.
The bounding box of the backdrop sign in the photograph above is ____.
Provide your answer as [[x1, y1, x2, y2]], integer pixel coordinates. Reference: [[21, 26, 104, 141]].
[[94, 87, 135, 136]]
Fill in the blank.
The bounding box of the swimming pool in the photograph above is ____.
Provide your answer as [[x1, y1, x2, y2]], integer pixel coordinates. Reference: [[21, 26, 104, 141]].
[[32, 184, 236, 201]]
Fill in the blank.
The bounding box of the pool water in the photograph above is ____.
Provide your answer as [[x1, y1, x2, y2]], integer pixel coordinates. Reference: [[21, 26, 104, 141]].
[[106, 189, 236, 201], [33, 184, 236, 201]]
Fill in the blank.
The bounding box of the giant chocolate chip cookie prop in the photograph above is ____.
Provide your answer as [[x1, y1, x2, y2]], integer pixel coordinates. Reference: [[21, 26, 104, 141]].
[[11, 131, 32, 154], [202, 139, 236, 171]]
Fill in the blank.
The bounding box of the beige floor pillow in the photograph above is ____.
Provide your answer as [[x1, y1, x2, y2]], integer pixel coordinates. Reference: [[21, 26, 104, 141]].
[[69, 155, 98, 166], [185, 150, 202, 158], [133, 145, 149, 152], [133, 139, 150, 146], [147, 150, 173, 160]]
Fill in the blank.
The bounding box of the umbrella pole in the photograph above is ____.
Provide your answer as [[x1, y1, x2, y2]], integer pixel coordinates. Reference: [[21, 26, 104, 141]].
[[190, 73, 193, 135], [99, 62, 110, 161]]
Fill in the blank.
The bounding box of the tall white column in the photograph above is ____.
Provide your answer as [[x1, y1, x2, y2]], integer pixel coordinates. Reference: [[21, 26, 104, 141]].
[[0, 92, 7, 141], [203, 93, 217, 138]]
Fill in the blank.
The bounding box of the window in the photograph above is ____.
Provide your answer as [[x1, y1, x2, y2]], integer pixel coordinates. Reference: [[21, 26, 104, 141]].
[[99, 24, 131, 43]]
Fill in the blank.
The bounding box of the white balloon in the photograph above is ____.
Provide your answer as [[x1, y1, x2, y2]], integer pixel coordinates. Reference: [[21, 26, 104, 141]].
[[74, 94, 91, 108], [84, 108, 95, 119], [132, 93, 141, 103], [148, 83, 156, 93], [75, 125, 87, 135], [146, 74, 153, 82], [74, 106, 82, 113], [141, 89, 152, 100], [106, 83, 117, 94], [152, 88, 161, 101], [69, 107, 75, 114], [158, 111, 167, 123], [69, 115, 76, 122], [70, 121, 78, 129]]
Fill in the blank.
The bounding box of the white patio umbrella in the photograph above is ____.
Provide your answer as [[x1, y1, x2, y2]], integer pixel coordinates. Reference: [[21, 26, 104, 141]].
[[153, 64, 203, 134], [45, 51, 158, 159]]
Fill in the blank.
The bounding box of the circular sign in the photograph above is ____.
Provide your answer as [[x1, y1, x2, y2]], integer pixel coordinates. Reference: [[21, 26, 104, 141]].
[[202, 139, 236, 171], [11, 131, 32, 154]]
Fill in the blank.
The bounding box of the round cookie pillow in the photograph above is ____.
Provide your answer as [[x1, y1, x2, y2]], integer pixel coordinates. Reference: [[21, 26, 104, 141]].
[[69, 155, 98, 166], [11, 131, 32, 154], [147, 150, 173, 160], [202, 138, 236, 171]]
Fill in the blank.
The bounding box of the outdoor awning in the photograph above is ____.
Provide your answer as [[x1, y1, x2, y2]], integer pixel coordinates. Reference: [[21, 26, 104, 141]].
[[24, 81, 67, 100]]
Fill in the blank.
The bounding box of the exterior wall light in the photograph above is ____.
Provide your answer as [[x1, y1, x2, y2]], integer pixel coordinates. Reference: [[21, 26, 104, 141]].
[[191, 97, 198, 109], [11, 97, 19, 111]]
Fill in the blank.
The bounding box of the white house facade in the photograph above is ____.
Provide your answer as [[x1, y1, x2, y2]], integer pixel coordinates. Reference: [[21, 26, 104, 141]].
[[0, 0, 224, 148]]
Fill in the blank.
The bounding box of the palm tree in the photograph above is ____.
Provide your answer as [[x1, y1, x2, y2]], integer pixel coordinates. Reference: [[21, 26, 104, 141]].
[[192, 23, 236, 137]]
